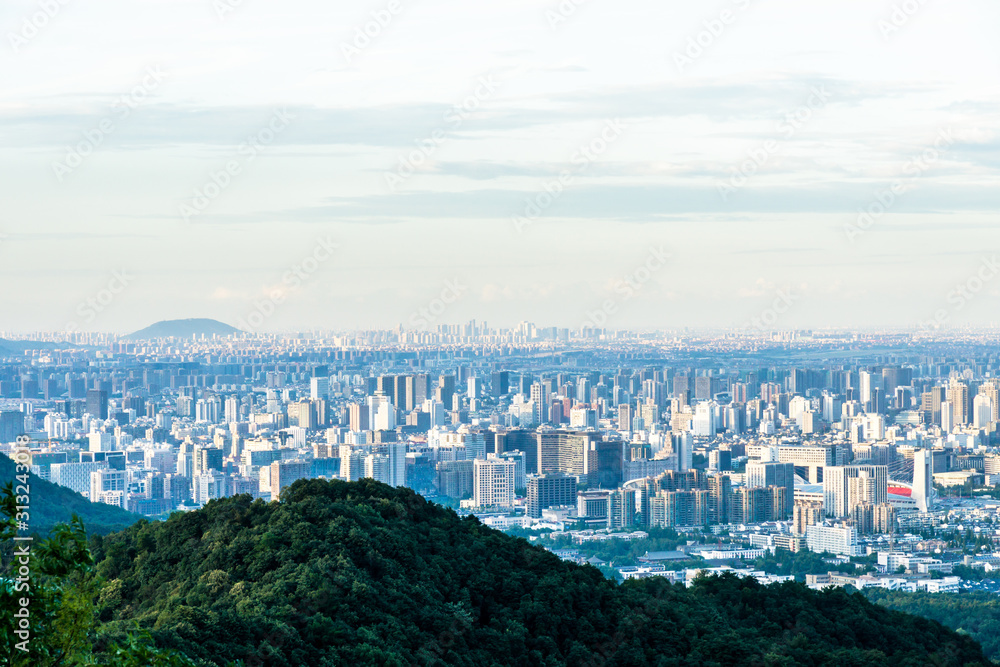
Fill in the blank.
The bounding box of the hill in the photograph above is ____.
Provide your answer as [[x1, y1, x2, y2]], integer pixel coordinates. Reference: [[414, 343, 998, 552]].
[[90, 478, 988, 666], [125, 318, 241, 340], [864, 588, 1000, 660], [0, 453, 141, 536]]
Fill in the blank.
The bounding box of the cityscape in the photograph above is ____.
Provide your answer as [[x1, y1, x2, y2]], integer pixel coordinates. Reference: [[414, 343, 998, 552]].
[[6, 0, 1000, 664], [7, 325, 1000, 599]]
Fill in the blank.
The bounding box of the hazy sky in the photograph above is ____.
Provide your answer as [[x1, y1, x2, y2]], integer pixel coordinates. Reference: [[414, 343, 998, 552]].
[[3, 0, 1000, 334]]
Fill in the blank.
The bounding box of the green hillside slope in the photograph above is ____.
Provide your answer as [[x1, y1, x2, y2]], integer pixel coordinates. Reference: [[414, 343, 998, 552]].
[[0, 453, 141, 536], [89, 478, 988, 666]]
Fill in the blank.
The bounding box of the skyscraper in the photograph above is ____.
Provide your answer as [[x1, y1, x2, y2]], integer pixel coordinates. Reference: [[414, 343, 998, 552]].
[[607, 488, 636, 529], [310, 376, 330, 400], [974, 393, 993, 429], [823, 465, 888, 518], [941, 401, 954, 432], [745, 461, 794, 516], [436, 374, 456, 410], [527, 473, 577, 518], [87, 389, 109, 420], [473, 456, 516, 508], [947, 381, 970, 425], [912, 449, 932, 513], [490, 371, 510, 398], [0, 410, 24, 443]]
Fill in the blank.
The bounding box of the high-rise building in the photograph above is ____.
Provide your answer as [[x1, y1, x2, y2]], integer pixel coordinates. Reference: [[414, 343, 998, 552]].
[[436, 374, 456, 411], [823, 465, 888, 518], [349, 403, 370, 432], [570, 407, 597, 429], [921, 386, 945, 425], [912, 449, 933, 513], [694, 376, 713, 400], [86, 389, 108, 420], [673, 432, 693, 471], [89, 468, 126, 508], [224, 396, 241, 423], [577, 490, 610, 521], [707, 474, 731, 524], [490, 371, 510, 398], [607, 488, 637, 529], [650, 489, 709, 527], [436, 460, 474, 499], [497, 449, 526, 490], [793, 501, 824, 536], [368, 392, 396, 431], [709, 449, 733, 472], [980, 381, 1000, 421], [941, 401, 954, 432], [51, 461, 108, 496], [974, 393, 993, 429], [535, 431, 622, 489], [527, 473, 577, 518], [947, 381, 970, 425], [745, 461, 794, 517], [805, 524, 861, 556], [473, 456, 516, 508], [270, 460, 312, 500], [310, 377, 330, 400], [617, 404, 632, 432], [0, 410, 24, 443]]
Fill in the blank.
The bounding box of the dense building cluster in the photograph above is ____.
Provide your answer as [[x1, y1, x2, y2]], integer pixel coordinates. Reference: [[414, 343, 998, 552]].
[[5, 324, 1000, 561]]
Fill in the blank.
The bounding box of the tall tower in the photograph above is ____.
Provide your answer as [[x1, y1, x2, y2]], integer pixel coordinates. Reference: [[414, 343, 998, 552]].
[[912, 449, 932, 513], [941, 401, 954, 432]]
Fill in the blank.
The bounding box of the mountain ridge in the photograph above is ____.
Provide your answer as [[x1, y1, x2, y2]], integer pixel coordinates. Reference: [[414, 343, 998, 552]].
[[89, 478, 989, 666], [0, 453, 142, 536], [125, 318, 241, 340]]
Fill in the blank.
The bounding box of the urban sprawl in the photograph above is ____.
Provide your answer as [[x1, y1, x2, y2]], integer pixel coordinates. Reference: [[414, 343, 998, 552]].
[[5, 324, 1000, 594]]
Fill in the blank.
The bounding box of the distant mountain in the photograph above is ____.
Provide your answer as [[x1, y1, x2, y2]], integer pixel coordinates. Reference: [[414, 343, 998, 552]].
[[0, 453, 141, 536], [125, 318, 241, 340]]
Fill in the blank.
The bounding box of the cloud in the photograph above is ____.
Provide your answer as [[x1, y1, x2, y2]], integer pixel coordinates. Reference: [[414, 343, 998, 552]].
[[0, 75, 912, 149]]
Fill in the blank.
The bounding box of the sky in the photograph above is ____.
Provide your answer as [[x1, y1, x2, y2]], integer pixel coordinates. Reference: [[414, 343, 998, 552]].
[[2, 0, 1000, 334]]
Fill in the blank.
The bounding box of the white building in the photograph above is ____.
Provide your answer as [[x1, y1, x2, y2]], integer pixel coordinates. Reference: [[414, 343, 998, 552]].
[[570, 407, 597, 429], [369, 394, 396, 431], [692, 401, 717, 437], [473, 455, 517, 508], [942, 401, 955, 432], [823, 465, 888, 517], [90, 468, 127, 508], [88, 431, 115, 453], [912, 448, 933, 513], [51, 461, 108, 496], [974, 393, 993, 430], [806, 524, 861, 557]]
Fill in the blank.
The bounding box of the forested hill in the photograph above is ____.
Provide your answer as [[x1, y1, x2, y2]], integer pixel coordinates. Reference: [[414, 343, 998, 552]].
[[0, 452, 140, 536], [91, 478, 988, 666]]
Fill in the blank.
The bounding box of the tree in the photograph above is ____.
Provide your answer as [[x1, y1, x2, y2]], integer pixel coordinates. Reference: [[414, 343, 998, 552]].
[[1, 481, 97, 666], [0, 483, 198, 667]]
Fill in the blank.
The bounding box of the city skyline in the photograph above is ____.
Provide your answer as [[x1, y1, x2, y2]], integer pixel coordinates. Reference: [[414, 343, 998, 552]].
[[8, 2, 1000, 663]]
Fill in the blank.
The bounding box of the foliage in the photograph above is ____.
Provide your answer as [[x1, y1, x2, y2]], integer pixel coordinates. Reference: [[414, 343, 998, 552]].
[[0, 453, 141, 536], [0, 483, 195, 667], [953, 564, 992, 582], [87, 477, 988, 666], [752, 547, 860, 580], [1, 481, 98, 666], [864, 589, 1000, 661]]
